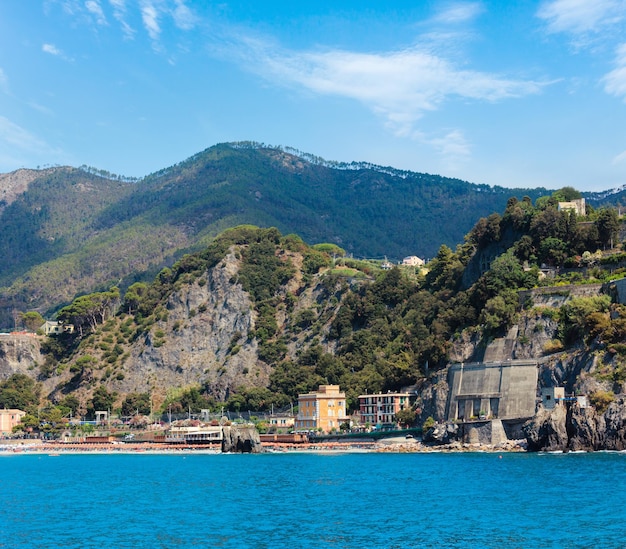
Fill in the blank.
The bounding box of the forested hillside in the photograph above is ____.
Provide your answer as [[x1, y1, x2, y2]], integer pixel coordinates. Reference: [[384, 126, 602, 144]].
[[3, 185, 626, 434], [1, 142, 625, 333], [0, 143, 552, 328]]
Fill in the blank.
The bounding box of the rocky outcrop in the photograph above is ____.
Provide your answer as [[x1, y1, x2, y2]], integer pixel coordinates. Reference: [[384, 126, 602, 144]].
[[422, 422, 459, 445], [524, 398, 626, 452], [524, 406, 569, 451], [221, 426, 262, 453], [114, 251, 266, 401], [0, 335, 42, 380]]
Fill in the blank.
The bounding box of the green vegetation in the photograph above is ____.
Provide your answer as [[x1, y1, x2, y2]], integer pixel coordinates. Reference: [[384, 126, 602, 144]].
[[7, 183, 626, 421]]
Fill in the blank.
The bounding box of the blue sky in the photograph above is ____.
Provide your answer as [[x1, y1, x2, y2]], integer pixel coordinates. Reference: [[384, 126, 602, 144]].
[[2, 1, 626, 191]]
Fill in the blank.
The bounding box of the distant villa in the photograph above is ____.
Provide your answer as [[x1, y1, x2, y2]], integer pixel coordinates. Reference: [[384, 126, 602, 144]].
[[557, 198, 586, 216]]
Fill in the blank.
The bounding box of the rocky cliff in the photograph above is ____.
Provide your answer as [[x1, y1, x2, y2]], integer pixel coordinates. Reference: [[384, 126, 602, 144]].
[[115, 251, 263, 402], [524, 398, 626, 452], [0, 335, 42, 379]]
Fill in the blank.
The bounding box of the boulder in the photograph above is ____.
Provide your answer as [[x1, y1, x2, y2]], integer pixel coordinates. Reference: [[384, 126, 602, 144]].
[[221, 426, 262, 453], [423, 422, 459, 445]]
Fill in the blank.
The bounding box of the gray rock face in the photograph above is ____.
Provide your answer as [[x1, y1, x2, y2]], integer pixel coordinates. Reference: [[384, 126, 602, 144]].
[[523, 406, 568, 452], [0, 335, 42, 380], [117, 252, 267, 401], [221, 426, 262, 453], [524, 398, 626, 452]]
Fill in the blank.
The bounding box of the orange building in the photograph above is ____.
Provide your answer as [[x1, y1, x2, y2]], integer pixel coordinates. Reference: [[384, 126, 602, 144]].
[[0, 409, 26, 436], [295, 385, 349, 433]]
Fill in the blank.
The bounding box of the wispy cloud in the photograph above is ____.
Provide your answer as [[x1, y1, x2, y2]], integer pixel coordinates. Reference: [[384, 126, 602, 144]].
[[42, 43, 73, 62], [537, 0, 624, 35], [0, 116, 51, 152], [85, 0, 107, 26], [613, 148, 626, 165], [431, 2, 484, 25], [604, 43, 626, 100], [140, 1, 161, 42], [42, 43, 62, 56], [235, 39, 545, 140], [172, 0, 195, 31], [108, 0, 135, 38]]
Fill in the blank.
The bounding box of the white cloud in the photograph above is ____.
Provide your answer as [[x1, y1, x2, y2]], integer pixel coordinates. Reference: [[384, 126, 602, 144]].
[[172, 0, 195, 30], [428, 129, 471, 160], [613, 149, 626, 165], [141, 1, 161, 42], [537, 0, 624, 35], [85, 0, 107, 26], [108, 0, 135, 38], [431, 2, 483, 25], [42, 43, 73, 62], [42, 43, 62, 56], [604, 44, 626, 100], [0, 116, 50, 151], [240, 40, 545, 138]]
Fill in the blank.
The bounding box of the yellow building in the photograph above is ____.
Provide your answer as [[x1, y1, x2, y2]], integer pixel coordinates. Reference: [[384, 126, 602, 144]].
[[0, 409, 26, 436], [295, 385, 348, 433]]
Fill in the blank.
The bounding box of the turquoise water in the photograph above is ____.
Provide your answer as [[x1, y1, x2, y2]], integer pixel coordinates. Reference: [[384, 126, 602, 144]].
[[0, 451, 624, 548]]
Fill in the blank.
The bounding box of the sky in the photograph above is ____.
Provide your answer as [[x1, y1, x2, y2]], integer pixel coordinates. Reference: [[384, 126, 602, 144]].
[[1, 1, 626, 192]]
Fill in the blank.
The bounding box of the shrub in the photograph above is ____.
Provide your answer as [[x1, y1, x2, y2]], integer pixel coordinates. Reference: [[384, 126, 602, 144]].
[[589, 390, 615, 414]]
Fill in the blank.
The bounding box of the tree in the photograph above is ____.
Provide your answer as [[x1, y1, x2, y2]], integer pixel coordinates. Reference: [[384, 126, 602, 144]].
[[121, 392, 152, 416], [90, 385, 116, 415], [58, 287, 120, 337], [395, 407, 417, 428], [0, 374, 41, 413], [596, 208, 620, 249], [19, 311, 45, 332]]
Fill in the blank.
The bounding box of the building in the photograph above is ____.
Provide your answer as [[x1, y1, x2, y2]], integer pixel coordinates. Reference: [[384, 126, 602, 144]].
[[541, 387, 565, 410], [294, 385, 348, 433], [402, 256, 425, 267], [0, 409, 26, 436], [541, 387, 588, 409], [558, 198, 586, 216], [268, 414, 294, 430], [42, 321, 74, 335], [358, 392, 411, 427]]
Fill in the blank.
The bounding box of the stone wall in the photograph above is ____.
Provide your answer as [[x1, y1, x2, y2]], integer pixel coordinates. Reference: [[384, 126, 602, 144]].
[[446, 361, 538, 421]]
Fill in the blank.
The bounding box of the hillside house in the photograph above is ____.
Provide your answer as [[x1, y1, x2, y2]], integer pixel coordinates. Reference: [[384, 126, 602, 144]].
[[558, 198, 586, 216], [402, 256, 425, 267], [42, 321, 74, 335]]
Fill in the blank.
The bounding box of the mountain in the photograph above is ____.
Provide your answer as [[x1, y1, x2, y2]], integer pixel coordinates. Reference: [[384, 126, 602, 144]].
[[0, 141, 621, 328]]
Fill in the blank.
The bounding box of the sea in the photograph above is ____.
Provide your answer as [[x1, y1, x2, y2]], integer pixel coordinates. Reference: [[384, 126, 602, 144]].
[[0, 451, 624, 549]]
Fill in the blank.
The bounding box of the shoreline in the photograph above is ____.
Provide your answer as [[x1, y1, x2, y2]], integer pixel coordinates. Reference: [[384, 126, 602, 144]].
[[0, 438, 527, 455]]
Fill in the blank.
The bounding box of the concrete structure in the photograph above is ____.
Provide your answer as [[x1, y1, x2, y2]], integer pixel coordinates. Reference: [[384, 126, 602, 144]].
[[358, 392, 411, 427], [558, 198, 586, 216], [0, 409, 26, 435], [446, 360, 538, 421], [295, 385, 348, 433], [542, 387, 589, 409], [541, 387, 565, 410]]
